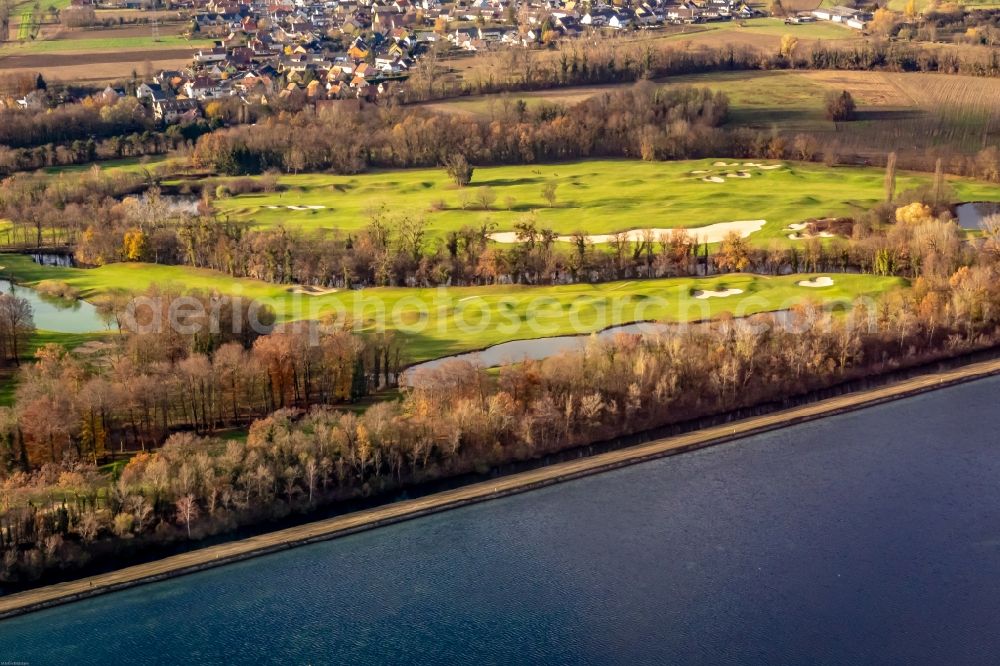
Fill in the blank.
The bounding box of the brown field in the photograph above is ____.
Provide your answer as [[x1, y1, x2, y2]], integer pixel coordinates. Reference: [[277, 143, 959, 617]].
[[0, 49, 194, 83], [93, 9, 184, 21]]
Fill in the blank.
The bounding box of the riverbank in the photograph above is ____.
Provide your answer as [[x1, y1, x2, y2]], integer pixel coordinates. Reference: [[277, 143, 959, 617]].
[[3, 355, 1000, 620]]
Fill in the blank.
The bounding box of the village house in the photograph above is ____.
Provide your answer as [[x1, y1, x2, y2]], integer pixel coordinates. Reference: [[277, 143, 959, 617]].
[[152, 98, 203, 123]]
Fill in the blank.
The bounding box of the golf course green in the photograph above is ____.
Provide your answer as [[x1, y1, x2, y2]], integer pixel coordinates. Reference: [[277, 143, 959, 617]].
[[207, 159, 1000, 245], [1, 254, 905, 361]]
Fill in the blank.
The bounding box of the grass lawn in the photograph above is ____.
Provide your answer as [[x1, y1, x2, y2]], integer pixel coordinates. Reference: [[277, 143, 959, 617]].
[[208, 159, 1000, 247], [0, 254, 905, 362], [727, 17, 859, 40], [0, 329, 108, 406], [659, 70, 1000, 150], [0, 34, 210, 54], [652, 17, 860, 45], [664, 70, 833, 132], [41, 155, 178, 176]]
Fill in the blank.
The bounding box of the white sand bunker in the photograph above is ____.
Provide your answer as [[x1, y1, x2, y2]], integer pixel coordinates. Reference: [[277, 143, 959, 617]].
[[691, 170, 709, 174], [758, 164, 783, 170], [787, 223, 808, 231], [703, 176, 725, 183], [713, 161, 740, 167], [788, 231, 835, 239], [693, 288, 744, 299], [265, 205, 328, 211], [726, 171, 751, 179], [288, 285, 339, 295], [489, 220, 766, 246], [798, 277, 834, 288]]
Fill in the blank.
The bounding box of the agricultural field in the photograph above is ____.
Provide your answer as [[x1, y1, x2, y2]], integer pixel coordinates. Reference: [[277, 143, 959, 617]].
[[0, 49, 195, 84], [207, 159, 1000, 246], [420, 84, 627, 118], [0, 20, 204, 83], [703, 70, 1000, 155], [433, 70, 1000, 159], [0, 33, 207, 55], [652, 17, 861, 48], [881, 0, 1000, 9], [0, 253, 905, 361]]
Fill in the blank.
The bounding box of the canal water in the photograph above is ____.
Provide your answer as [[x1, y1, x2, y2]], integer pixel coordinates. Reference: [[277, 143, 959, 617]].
[[3, 376, 1000, 664]]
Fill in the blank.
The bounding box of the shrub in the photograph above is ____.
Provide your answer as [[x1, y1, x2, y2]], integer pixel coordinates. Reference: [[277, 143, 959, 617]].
[[825, 90, 857, 122]]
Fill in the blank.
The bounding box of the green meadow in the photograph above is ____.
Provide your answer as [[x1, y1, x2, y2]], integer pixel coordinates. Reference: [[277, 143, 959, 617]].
[[42, 155, 178, 176], [0, 34, 211, 55], [209, 160, 1000, 246], [1, 254, 905, 361], [0, 330, 107, 406]]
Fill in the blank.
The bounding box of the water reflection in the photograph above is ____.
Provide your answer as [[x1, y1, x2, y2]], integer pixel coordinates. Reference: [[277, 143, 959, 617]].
[[955, 202, 1000, 230], [0, 279, 105, 333]]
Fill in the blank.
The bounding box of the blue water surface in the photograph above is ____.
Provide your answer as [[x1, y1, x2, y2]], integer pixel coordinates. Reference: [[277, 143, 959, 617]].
[[4, 376, 1000, 665]]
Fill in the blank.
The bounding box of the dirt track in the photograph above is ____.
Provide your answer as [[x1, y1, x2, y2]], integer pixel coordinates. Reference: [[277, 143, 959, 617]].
[[2, 355, 1000, 621]]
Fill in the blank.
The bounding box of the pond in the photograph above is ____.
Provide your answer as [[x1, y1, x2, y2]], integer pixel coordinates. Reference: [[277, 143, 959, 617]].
[[955, 202, 1000, 230], [0, 279, 106, 333], [29, 252, 75, 268], [404, 311, 793, 383]]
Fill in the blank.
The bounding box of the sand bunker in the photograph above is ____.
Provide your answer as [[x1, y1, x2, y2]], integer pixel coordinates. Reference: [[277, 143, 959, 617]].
[[265, 205, 327, 211], [788, 231, 836, 240], [713, 161, 740, 167], [288, 285, 339, 295], [786, 222, 837, 239], [703, 176, 726, 183], [691, 170, 709, 174], [726, 172, 751, 179], [758, 164, 783, 170], [798, 277, 834, 288], [489, 220, 766, 246], [693, 288, 744, 299]]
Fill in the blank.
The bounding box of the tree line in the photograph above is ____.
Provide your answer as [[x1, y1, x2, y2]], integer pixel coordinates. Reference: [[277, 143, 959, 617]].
[[408, 37, 1000, 104], [5, 239, 1000, 583], [1, 287, 412, 470]]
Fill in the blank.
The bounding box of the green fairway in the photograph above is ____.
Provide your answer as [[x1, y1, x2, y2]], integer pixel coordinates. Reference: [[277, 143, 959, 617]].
[[208, 159, 1000, 247], [0, 254, 905, 361]]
